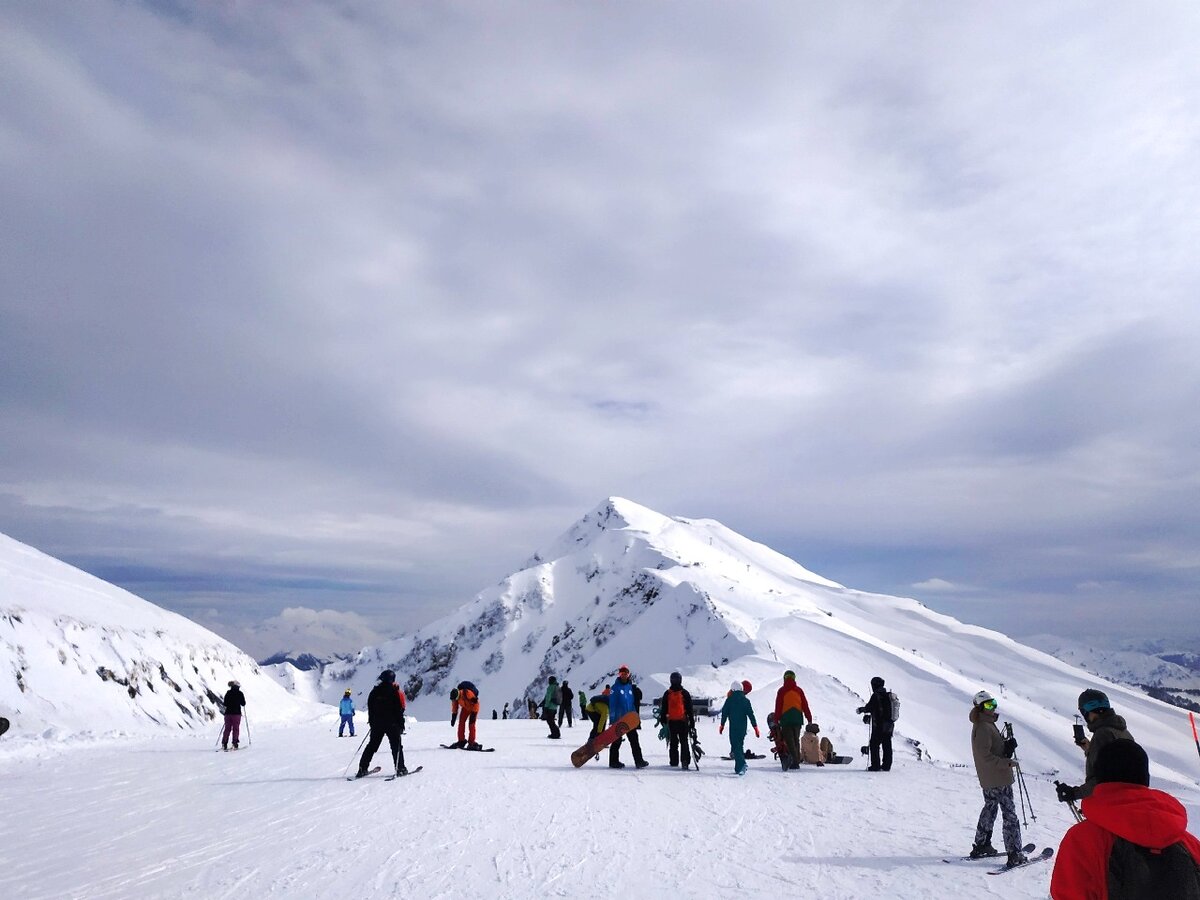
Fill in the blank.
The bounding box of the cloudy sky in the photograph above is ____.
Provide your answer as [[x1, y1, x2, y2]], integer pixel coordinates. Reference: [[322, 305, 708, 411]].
[[3, 2, 1199, 657]]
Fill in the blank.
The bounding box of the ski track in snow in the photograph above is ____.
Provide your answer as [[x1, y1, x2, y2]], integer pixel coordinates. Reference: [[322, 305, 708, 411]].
[[6, 717, 1178, 900]]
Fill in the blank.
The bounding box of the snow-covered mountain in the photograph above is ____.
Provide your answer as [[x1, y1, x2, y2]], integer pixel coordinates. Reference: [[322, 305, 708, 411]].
[[311, 498, 1200, 791], [1027, 635, 1200, 694], [0, 532, 319, 739]]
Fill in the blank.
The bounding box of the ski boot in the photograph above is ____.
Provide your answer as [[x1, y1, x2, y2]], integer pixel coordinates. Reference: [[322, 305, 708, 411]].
[[969, 842, 998, 859], [1006, 851, 1028, 868]]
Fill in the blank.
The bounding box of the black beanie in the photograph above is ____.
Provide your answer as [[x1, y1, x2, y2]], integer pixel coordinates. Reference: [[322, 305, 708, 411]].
[[870, 676, 885, 690], [1094, 739, 1150, 787]]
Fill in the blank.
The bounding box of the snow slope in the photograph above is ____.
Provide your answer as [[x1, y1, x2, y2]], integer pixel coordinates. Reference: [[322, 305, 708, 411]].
[[8, 716, 1196, 900], [313, 498, 1200, 794], [0, 532, 320, 738]]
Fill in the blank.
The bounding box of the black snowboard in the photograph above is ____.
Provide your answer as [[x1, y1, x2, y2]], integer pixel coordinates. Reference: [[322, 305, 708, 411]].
[[0, 716, 9, 738]]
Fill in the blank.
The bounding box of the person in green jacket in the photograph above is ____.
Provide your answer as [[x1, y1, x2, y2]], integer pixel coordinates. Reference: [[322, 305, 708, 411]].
[[719, 680, 760, 776], [541, 676, 562, 739]]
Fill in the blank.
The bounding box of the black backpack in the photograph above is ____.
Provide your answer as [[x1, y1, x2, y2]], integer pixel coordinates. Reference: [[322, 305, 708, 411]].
[[1108, 838, 1200, 899]]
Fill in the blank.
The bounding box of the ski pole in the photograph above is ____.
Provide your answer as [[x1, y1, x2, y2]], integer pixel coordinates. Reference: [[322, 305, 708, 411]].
[[1190, 713, 1200, 767], [1068, 798, 1083, 823], [343, 732, 370, 778], [243, 712, 251, 748]]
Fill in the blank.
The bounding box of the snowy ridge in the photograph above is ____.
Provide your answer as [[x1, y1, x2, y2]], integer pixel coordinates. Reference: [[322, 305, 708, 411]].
[[315, 498, 1200, 793], [0, 532, 320, 739]]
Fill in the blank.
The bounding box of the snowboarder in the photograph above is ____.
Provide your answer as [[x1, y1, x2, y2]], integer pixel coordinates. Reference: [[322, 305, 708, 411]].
[[774, 670, 814, 771], [578, 689, 587, 722], [968, 690, 1027, 868], [720, 680, 759, 775], [1055, 688, 1135, 803], [502, 702, 509, 720], [658, 672, 695, 769], [338, 689, 356, 737], [542, 676, 562, 739], [1050, 739, 1200, 898], [586, 689, 610, 738], [608, 666, 649, 769], [449, 680, 482, 749], [800, 723, 825, 765], [557, 679, 574, 729], [856, 676, 893, 771], [221, 680, 246, 751], [356, 670, 407, 777]]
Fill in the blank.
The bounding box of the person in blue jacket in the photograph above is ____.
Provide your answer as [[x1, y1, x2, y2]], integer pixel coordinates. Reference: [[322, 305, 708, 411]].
[[338, 689, 356, 737], [608, 665, 649, 769], [720, 680, 760, 776]]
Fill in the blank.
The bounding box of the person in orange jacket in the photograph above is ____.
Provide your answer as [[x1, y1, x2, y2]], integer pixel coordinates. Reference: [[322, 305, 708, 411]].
[[1050, 739, 1200, 898], [449, 680, 482, 749], [774, 670, 814, 771]]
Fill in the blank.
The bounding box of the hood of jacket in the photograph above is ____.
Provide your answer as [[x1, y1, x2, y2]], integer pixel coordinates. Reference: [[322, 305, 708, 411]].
[[1087, 711, 1129, 734], [1081, 782, 1190, 850], [968, 706, 998, 726]]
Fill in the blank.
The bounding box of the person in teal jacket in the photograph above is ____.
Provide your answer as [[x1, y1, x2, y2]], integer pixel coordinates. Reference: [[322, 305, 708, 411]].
[[338, 689, 356, 737], [720, 680, 760, 776]]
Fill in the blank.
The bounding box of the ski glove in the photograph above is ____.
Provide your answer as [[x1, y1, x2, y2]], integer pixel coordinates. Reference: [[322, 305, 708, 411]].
[[1003, 737, 1018, 758], [719, 725, 725, 735], [1054, 781, 1076, 803], [753, 726, 760, 738], [862, 715, 871, 724], [451, 712, 458, 726]]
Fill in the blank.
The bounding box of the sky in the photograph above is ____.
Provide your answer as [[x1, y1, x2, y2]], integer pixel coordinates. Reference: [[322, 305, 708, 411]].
[[2, 1, 1199, 659]]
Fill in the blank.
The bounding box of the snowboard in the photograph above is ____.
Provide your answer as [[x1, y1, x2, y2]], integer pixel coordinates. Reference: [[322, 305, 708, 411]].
[[347, 765, 382, 781], [385, 765, 424, 781], [440, 744, 495, 752], [721, 751, 767, 760], [0, 716, 10, 738], [570, 712, 640, 768], [943, 843, 1035, 864], [765, 713, 794, 771], [988, 847, 1053, 874]]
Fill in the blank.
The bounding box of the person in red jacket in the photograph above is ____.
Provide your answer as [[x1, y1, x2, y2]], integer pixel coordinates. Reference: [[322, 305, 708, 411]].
[[1050, 739, 1200, 898]]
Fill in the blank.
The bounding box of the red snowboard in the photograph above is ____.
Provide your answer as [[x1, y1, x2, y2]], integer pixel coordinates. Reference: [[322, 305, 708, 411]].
[[571, 712, 640, 767]]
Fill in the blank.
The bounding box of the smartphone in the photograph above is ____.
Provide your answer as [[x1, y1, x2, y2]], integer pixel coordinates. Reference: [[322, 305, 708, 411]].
[[1072, 723, 1086, 745]]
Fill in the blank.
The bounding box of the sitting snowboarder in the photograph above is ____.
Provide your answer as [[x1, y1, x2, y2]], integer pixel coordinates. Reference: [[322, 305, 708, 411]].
[[800, 722, 826, 766]]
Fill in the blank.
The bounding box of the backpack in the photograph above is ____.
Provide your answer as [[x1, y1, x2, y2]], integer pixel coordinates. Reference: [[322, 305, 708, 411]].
[[887, 691, 900, 722], [1108, 838, 1200, 898], [666, 688, 686, 721]]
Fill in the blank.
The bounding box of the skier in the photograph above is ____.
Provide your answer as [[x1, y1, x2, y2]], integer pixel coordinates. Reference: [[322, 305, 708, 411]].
[[658, 671, 695, 769], [1050, 739, 1200, 898], [541, 676, 562, 739], [856, 676, 894, 772], [608, 665, 649, 769], [800, 723, 825, 766], [557, 678, 574, 729], [338, 689, 356, 737], [1055, 688, 1135, 803], [356, 670, 407, 778], [719, 680, 759, 775], [774, 670, 814, 771], [586, 688, 610, 738], [967, 690, 1026, 867], [502, 702, 509, 720], [450, 680, 482, 749], [221, 679, 246, 751]]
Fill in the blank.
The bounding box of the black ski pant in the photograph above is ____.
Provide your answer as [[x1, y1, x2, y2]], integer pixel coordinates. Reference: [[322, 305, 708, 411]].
[[609, 728, 645, 766], [975, 785, 1023, 852], [360, 723, 404, 774], [542, 706, 561, 738], [557, 702, 573, 728], [781, 723, 802, 768], [869, 723, 893, 771], [667, 720, 691, 767]]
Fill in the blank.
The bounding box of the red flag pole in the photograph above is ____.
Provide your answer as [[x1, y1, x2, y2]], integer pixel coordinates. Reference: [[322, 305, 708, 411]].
[[1190, 712, 1200, 765]]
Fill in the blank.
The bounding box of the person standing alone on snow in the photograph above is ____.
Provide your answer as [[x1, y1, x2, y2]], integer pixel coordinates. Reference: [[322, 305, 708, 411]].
[[774, 670, 813, 771], [968, 690, 1027, 867], [557, 679, 574, 729], [720, 680, 760, 776], [856, 676, 893, 772], [450, 680, 482, 749], [608, 666, 649, 769], [542, 676, 562, 739], [356, 670, 407, 777], [221, 680, 246, 751], [338, 689, 356, 737], [658, 672, 695, 769]]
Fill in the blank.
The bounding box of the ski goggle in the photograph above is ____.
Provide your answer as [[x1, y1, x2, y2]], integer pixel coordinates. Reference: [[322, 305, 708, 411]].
[[1080, 697, 1110, 714], [981, 699, 998, 711]]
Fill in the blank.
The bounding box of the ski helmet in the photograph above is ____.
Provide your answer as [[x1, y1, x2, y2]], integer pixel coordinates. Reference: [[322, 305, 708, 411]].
[[783, 670, 796, 681], [669, 672, 682, 687], [730, 680, 743, 692], [343, 689, 351, 696], [1078, 689, 1111, 715], [228, 680, 240, 688], [379, 669, 395, 684], [870, 676, 885, 690], [973, 690, 995, 707]]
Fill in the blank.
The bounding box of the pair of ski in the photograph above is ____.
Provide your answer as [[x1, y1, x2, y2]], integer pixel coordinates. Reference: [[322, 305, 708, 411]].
[[347, 765, 424, 781], [943, 843, 1053, 875]]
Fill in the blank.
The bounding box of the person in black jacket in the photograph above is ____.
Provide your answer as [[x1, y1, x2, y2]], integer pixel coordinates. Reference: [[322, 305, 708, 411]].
[[658, 672, 695, 769], [356, 670, 407, 777], [856, 676, 893, 772], [221, 680, 247, 751]]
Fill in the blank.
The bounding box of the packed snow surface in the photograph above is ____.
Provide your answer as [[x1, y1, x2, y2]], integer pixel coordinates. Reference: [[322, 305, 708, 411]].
[[6, 714, 1197, 899]]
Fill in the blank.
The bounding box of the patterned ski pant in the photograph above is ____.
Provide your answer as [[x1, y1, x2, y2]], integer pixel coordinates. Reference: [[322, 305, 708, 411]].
[[975, 785, 1023, 852]]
